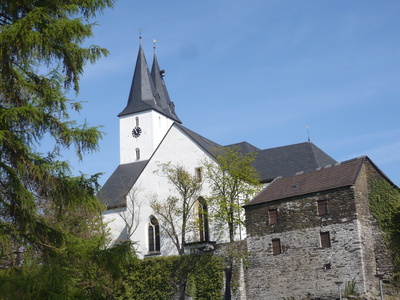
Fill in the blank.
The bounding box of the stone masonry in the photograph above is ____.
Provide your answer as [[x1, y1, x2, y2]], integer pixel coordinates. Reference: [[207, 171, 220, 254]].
[[243, 157, 392, 300]]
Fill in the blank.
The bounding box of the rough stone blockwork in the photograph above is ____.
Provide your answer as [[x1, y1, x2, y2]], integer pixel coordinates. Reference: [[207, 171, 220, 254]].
[[244, 160, 391, 300]]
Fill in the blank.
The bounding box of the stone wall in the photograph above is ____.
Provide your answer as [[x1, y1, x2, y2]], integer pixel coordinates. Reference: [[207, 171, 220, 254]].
[[244, 187, 370, 299], [354, 161, 393, 292], [214, 241, 248, 300]]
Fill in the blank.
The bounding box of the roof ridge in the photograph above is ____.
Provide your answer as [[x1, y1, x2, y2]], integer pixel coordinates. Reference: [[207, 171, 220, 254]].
[[284, 156, 366, 178]]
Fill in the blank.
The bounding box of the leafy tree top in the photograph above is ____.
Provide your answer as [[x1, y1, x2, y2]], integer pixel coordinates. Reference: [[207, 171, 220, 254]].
[[204, 146, 262, 242]]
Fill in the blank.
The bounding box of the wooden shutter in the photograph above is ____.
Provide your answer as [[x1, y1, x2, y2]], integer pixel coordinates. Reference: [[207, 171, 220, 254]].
[[320, 232, 331, 248], [268, 209, 278, 225], [272, 239, 281, 255], [317, 200, 327, 215]]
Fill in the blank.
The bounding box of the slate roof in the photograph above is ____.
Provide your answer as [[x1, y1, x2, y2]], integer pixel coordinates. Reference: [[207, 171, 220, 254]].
[[225, 141, 337, 183], [97, 160, 149, 209], [245, 156, 366, 207], [176, 124, 221, 155], [118, 43, 181, 123], [253, 142, 337, 182], [151, 52, 181, 123], [225, 141, 261, 154]]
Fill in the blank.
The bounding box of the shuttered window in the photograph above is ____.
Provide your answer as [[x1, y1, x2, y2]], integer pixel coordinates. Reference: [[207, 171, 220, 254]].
[[268, 209, 278, 225], [272, 239, 281, 255], [317, 200, 328, 216], [320, 232, 331, 248]]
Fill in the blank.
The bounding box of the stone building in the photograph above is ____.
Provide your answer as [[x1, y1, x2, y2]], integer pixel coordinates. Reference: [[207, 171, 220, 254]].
[[244, 156, 394, 299]]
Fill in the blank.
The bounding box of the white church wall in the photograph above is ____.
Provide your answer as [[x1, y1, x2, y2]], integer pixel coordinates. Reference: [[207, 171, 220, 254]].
[[119, 110, 174, 164], [103, 207, 128, 243], [107, 120, 248, 257], [126, 125, 217, 257]]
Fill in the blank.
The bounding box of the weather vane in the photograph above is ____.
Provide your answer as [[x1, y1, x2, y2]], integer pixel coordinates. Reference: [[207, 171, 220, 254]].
[[153, 38, 157, 51]]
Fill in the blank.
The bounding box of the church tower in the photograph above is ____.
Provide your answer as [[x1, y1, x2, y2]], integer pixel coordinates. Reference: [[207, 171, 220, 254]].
[[118, 39, 181, 164]]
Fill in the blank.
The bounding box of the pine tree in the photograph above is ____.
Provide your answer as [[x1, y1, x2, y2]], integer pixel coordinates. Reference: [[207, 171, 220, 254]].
[[0, 1, 133, 298]]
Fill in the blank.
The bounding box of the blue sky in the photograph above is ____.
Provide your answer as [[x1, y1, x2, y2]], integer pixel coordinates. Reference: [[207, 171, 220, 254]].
[[63, 0, 400, 186]]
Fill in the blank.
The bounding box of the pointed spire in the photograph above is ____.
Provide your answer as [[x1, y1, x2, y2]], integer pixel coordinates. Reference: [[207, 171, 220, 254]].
[[119, 39, 181, 123], [118, 38, 158, 117], [151, 43, 181, 123]]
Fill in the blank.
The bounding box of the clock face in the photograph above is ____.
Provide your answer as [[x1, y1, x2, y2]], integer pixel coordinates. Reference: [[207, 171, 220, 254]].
[[132, 126, 142, 138]]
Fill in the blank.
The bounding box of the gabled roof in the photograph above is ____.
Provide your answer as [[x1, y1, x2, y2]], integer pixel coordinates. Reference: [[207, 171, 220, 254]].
[[245, 156, 366, 207], [97, 160, 149, 209], [151, 52, 181, 123], [253, 142, 336, 182], [225, 141, 337, 183]]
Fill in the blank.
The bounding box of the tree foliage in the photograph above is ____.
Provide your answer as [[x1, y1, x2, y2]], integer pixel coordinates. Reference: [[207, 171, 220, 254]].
[[0, 1, 134, 298], [151, 162, 203, 255], [204, 146, 262, 242]]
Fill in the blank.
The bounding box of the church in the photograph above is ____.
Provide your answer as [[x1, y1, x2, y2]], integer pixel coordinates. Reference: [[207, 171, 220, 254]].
[[98, 40, 394, 299], [98, 39, 336, 256]]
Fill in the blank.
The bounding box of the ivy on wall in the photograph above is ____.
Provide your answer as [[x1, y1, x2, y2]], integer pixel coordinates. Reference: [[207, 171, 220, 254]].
[[368, 179, 400, 275]]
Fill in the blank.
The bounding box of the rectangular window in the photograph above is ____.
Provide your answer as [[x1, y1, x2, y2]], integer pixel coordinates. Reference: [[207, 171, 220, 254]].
[[195, 167, 202, 182], [320, 232, 331, 248], [272, 239, 281, 255], [317, 200, 328, 216], [268, 209, 278, 225]]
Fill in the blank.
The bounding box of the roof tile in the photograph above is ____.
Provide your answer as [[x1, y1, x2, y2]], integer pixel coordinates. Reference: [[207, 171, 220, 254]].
[[246, 157, 365, 207]]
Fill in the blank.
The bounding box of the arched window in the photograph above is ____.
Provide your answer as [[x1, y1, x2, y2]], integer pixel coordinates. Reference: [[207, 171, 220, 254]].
[[135, 148, 140, 160], [198, 197, 209, 242], [135, 116, 139, 127], [148, 215, 160, 253]]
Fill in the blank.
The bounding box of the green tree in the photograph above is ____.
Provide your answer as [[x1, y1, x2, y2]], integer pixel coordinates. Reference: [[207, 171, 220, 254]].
[[204, 146, 261, 300], [204, 146, 261, 243], [0, 1, 132, 298], [151, 162, 203, 255]]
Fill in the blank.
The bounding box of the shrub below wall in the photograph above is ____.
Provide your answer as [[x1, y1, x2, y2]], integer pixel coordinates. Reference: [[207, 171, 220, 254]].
[[115, 253, 223, 300]]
